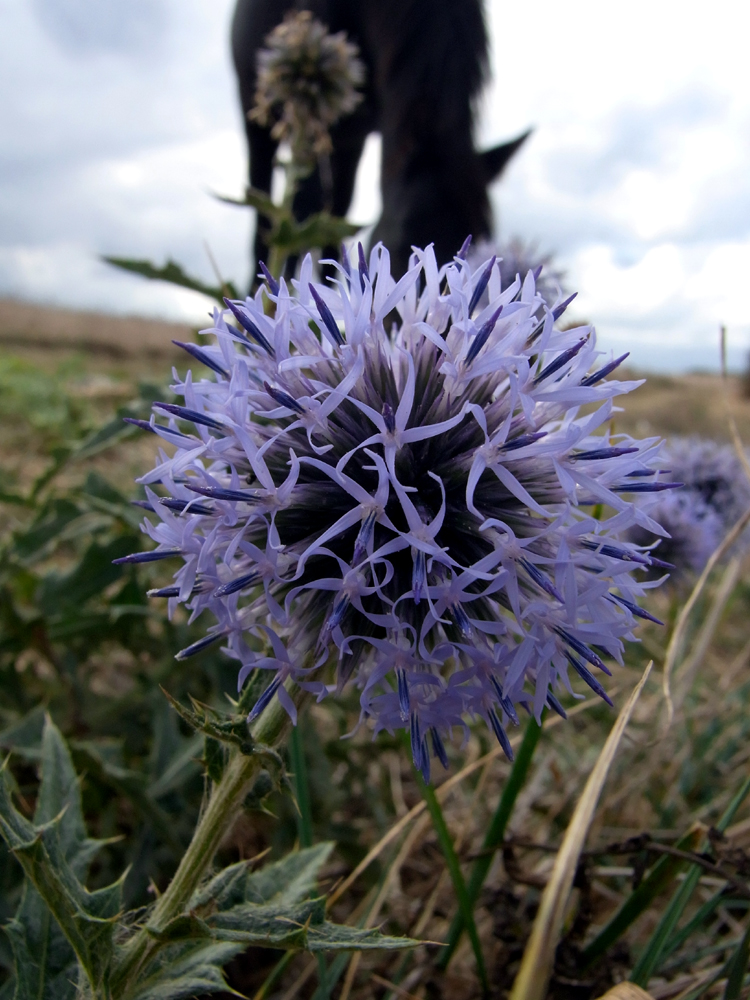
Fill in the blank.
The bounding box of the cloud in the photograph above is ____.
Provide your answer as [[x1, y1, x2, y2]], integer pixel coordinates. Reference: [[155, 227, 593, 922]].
[[1, 0, 749, 372], [31, 0, 167, 57]]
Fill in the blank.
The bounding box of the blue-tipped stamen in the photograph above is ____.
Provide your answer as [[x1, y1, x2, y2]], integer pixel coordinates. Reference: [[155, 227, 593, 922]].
[[340, 243, 351, 279], [248, 673, 283, 721], [451, 602, 474, 639], [175, 632, 224, 660], [357, 242, 369, 290], [581, 353, 629, 386], [551, 292, 577, 321], [396, 667, 410, 719], [490, 675, 520, 726], [159, 497, 215, 516], [148, 579, 210, 598], [412, 549, 427, 604], [309, 284, 344, 346], [608, 593, 664, 626], [213, 571, 260, 598], [501, 431, 547, 452], [187, 483, 258, 503], [123, 417, 156, 433], [147, 585, 180, 598], [420, 736, 431, 783], [564, 651, 614, 706], [431, 727, 450, 770], [382, 402, 396, 433], [468, 256, 496, 315], [410, 711, 422, 771], [352, 510, 377, 565], [572, 446, 639, 461], [325, 593, 350, 633], [534, 337, 587, 384], [259, 261, 280, 296], [264, 381, 305, 414], [580, 540, 673, 569], [113, 548, 182, 565], [533, 263, 543, 281], [554, 627, 610, 674], [457, 235, 472, 260], [488, 709, 515, 761], [465, 305, 503, 366], [521, 558, 564, 602], [223, 299, 275, 356], [612, 482, 682, 494], [173, 341, 229, 378], [546, 691, 567, 719], [153, 402, 224, 432]]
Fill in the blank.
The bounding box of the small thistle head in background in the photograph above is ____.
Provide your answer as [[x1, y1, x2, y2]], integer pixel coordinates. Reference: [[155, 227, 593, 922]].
[[628, 488, 724, 578], [121, 240, 675, 780], [251, 10, 365, 169], [629, 436, 750, 576]]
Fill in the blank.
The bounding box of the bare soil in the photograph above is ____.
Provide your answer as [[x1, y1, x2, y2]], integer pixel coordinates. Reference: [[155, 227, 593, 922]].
[[0, 297, 191, 360]]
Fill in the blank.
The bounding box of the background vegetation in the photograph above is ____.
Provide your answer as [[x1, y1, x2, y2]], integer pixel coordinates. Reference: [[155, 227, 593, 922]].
[[3, 333, 750, 999]]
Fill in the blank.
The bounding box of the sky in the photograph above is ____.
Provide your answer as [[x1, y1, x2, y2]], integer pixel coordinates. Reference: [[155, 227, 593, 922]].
[[1, 0, 749, 372]]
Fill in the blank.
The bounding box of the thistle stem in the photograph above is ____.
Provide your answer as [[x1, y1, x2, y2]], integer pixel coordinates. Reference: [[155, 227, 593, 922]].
[[111, 691, 293, 997]]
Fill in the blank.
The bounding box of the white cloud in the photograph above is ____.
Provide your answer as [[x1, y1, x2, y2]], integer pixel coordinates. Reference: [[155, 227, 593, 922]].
[[1, 0, 749, 370]]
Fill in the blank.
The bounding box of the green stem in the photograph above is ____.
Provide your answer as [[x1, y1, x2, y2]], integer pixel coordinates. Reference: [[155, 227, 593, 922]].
[[111, 691, 293, 997], [415, 771, 489, 995], [439, 719, 542, 970]]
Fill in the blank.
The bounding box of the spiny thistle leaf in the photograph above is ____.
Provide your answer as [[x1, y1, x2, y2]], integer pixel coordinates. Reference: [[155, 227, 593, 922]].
[[130, 844, 417, 999], [0, 717, 122, 998]]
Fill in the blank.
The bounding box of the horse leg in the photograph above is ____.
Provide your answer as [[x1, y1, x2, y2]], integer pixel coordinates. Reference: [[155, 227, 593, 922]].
[[231, 0, 293, 289], [247, 122, 278, 284]]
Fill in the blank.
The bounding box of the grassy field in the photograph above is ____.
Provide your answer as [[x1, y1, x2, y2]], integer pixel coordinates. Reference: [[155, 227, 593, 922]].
[[3, 299, 750, 1000]]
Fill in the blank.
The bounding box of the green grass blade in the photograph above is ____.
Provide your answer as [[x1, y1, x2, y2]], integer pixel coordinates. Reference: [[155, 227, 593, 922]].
[[661, 889, 727, 962], [251, 952, 293, 1000], [631, 866, 702, 985], [416, 772, 488, 993], [439, 718, 542, 969], [588, 774, 750, 974], [723, 921, 750, 1000], [581, 825, 704, 966], [289, 725, 313, 849], [288, 725, 328, 992]]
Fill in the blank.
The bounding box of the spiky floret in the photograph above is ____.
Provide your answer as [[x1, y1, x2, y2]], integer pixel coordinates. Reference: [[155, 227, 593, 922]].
[[123, 243, 673, 777]]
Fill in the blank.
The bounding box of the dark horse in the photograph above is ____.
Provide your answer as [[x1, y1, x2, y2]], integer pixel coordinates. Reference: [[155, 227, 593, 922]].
[[231, 0, 530, 279]]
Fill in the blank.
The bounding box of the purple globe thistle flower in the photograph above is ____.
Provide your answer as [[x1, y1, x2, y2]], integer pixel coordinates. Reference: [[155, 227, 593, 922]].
[[121, 243, 674, 779]]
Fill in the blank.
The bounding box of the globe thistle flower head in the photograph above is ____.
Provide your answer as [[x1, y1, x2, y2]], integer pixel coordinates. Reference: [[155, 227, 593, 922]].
[[125, 241, 675, 779], [251, 11, 365, 167]]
